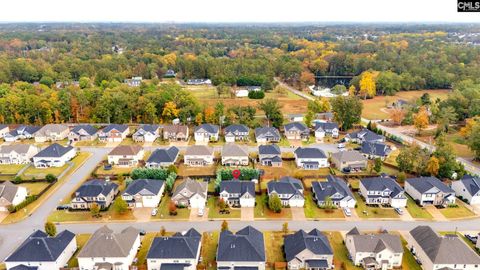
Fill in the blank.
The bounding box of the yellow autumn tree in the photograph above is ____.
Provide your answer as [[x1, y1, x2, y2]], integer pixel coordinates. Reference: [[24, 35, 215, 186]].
[[348, 85, 356, 96], [162, 101, 179, 121], [163, 53, 177, 68], [460, 117, 479, 138], [204, 107, 215, 123], [390, 108, 405, 126], [413, 106, 429, 135], [195, 112, 203, 125], [359, 71, 376, 99], [426, 156, 440, 176]]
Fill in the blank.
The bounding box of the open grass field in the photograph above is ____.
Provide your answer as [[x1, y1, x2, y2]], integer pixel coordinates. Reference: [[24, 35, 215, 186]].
[[362, 89, 450, 120], [207, 197, 241, 219], [254, 194, 292, 219], [405, 195, 433, 220], [19, 182, 50, 195], [439, 200, 475, 219], [354, 193, 399, 219], [415, 128, 477, 161], [327, 231, 362, 270], [304, 192, 345, 219], [0, 164, 27, 174], [67, 234, 91, 268], [201, 231, 219, 270]]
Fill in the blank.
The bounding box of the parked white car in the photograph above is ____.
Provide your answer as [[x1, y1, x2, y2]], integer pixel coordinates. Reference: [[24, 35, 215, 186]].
[[343, 207, 352, 217]]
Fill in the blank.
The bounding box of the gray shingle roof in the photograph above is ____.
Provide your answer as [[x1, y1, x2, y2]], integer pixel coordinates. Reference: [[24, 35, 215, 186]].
[[9, 265, 38, 270], [5, 230, 75, 262], [331, 150, 367, 163], [220, 181, 255, 196], [294, 147, 327, 159], [6, 126, 41, 138], [312, 175, 355, 203], [361, 142, 390, 157], [147, 147, 179, 164], [225, 124, 249, 135], [185, 145, 213, 156], [406, 177, 454, 194], [284, 229, 333, 262], [74, 179, 118, 197], [458, 175, 480, 196], [78, 226, 139, 258], [35, 124, 69, 136], [71, 125, 97, 136], [222, 143, 248, 157], [194, 124, 219, 134], [172, 178, 207, 199], [267, 176, 304, 198], [348, 129, 384, 142], [284, 122, 309, 132], [147, 228, 201, 259], [217, 226, 265, 262], [360, 177, 404, 198], [0, 144, 36, 155], [348, 230, 403, 254], [109, 145, 142, 156], [123, 179, 164, 196], [34, 143, 73, 158], [410, 226, 480, 265], [102, 124, 128, 133], [314, 122, 339, 132], [0, 181, 21, 204], [258, 144, 281, 155], [255, 127, 280, 139], [135, 124, 160, 134]]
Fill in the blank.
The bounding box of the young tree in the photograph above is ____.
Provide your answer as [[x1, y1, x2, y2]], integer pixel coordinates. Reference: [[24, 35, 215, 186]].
[[113, 197, 129, 214], [258, 98, 284, 128], [195, 112, 203, 125], [218, 198, 227, 210], [413, 106, 429, 135], [162, 101, 179, 121], [45, 173, 57, 183], [331, 96, 363, 130], [389, 108, 405, 126], [374, 158, 383, 173], [359, 71, 376, 99], [44, 221, 57, 237], [426, 156, 440, 176], [268, 194, 282, 213], [168, 201, 177, 215], [204, 107, 215, 123], [216, 83, 230, 97], [90, 203, 100, 217], [160, 226, 166, 236], [221, 220, 229, 232], [282, 222, 289, 235]]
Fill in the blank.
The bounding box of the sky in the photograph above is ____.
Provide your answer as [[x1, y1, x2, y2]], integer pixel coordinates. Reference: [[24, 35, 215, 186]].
[[1, 0, 479, 23]]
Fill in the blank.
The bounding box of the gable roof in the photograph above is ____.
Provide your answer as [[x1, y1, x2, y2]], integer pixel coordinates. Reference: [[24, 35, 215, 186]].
[[410, 226, 480, 265], [195, 123, 219, 134], [406, 177, 454, 194], [347, 230, 402, 254], [163, 125, 188, 134], [348, 129, 384, 142], [312, 175, 355, 202], [220, 181, 255, 196], [267, 176, 304, 197], [6, 230, 75, 262], [284, 229, 333, 262], [255, 127, 280, 138], [0, 144, 36, 155], [78, 226, 139, 258], [360, 177, 403, 197], [134, 124, 160, 136], [458, 175, 480, 196], [185, 145, 213, 156], [123, 179, 164, 197], [109, 145, 143, 156], [9, 265, 38, 270], [217, 226, 265, 262], [7, 125, 41, 137], [172, 178, 207, 199], [331, 150, 367, 163], [222, 143, 249, 157], [34, 143, 73, 158], [294, 147, 327, 159], [258, 144, 281, 155], [75, 179, 118, 197], [147, 147, 179, 164], [225, 124, 249, 135], [71, 125, 97, 136], [0, 181, 21, 204], [147, 228, 201, 259], [314, 122, 339, 132], [35, 124, 69, 136], [361, 142, 390, 156], [101, 124, 128, 133], [284, 122, 309, 132]]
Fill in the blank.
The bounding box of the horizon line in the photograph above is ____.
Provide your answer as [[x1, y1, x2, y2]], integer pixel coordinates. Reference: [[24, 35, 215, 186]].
[[0, 21, 480, 25]]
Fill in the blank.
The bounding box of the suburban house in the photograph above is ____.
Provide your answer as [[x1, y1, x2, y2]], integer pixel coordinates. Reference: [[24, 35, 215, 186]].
[[98, 124, 129, 143], [122, 179, 165, 208], [294, 147, 329, 170], [284, 229, 334, 270], [77, 226, 141, 270], [187, 78, 212, 85], [346, 129, 385, 144], [224, 124, 250, 142], [162, 124, 189, 142], [284, 122, 310, 141], [4, 125, 41, 142], [194, 123, 220, 142], [288, 114, 304, 122], [34, 124, 69, 142], [0, 181, 27, 212], [236, 89, 249, 97], [124, 76, 142, 87], [360, 142, 391, 160], [267, 176, 305, 207], [219, 180, 256, 207], [330, 150, 368, 171], [216, 226, 266, 270], [258, 144, 282, 167], [409, 226, 480, 270], [312, 175, 356, 209], [345, 227, 403, 270], [184, 145, 214, 167], [145, 146, 179, 168], [107, 145, 144, 167], [0, 144, 39, 164], [171, 178, 207, 208], [405, 177, 456, 206], [314, 122, 339, 142], [255, 127, 281, 144], [132, 124, 161, 142], [32, 143, 76, 168], [359, 177, 407, 208], [221, 143, 249, 166], [68, 125, 98, 142], [147, 228, 202, 270], [0, 125, 9, 138], [165, 69, 176, 77], [451, 175, 480, 205], [70, 179, 119, 210], [4, 230, 77, 270]]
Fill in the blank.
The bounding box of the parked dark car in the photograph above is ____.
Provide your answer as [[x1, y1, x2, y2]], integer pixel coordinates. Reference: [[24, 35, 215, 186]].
[[103, 164, 112, 170], [56, 204, 70, 210]]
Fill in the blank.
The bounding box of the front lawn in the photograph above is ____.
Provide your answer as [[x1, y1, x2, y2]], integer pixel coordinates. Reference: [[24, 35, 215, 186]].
[[405, 196, 433, 220], [401, 237, 422, 270], [67, 234, 91, 267], [48, 207, 136, 222], [154, 195, 190, 220], [200, 231, 219, 270], [254, 194, 292, 219], [0, 164, 27, 174], [95, 165, 133, 176], [19, 182, 50, 195], [304, 192, 345, 219], [207, 197, 241, 219], [439, 201, 475, 219], [264, 231, 286, 263], [354, 193, 398, 219], [74, 140, 107, 147], [326, 231, 362, 270]]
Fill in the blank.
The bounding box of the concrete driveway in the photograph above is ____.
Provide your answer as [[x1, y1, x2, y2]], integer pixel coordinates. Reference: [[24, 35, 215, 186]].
[[291, 207, 306, 221], [425, 205, 447, 221], [189, 208, 209, 221], [399, 207, 414, 221], [133, 207, 153, 221], [241, 207, 254, 221]]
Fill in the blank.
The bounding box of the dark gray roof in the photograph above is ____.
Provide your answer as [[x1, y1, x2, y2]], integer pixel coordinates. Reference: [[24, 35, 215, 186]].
[[284, 122, 309, 132], [6, 230, 75, 262], [314, 122, 339, 132], [361, 142, 390, 157], [10, 265, 38, 270], [172, 178, 207, 199], [220, 181, 255, 196], [160, 264, 191, 270], [102, 124, 128, 133], [217, 226, 265, 262], [410, 226, 480, 265], [458, 175, 480, 196], [194, 123, 219, 134], [284, 229, 333, 262], [255, 127, 280, 138], [348, 129, 384, 142], [147, 147, 179, 164], [75, 179, 118, 198], [360, 177, 403, 197], [71, 125, 97, 136], [147, 228, 201, 259], [6, 125, 41, 137], [294, 147, 327, 159], [225, 124, 249, 134], [0, 181, 21, 203], [123, 179, 164, 196], [78, 226, 139, 258], [34, 143, 73, 158], [267, 176, 304, 197], [136, 124, 160, 134], [258, 144, 281, 155], [406, 177, 454, 194], [348, 231, 403, 254], [312, 175, 355, 203]]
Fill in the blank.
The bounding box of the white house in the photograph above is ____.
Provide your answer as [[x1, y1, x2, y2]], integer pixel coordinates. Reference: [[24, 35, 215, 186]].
[[311, 175, 356, 209], [221, 143, 249, 166], [359, 177, 407, 208], [132, 124, 160, 143], [122, 179, 165, 208], [0, 125, 9, 138], [5, 230, 77, 270], [314, 122, 339, 142], [3, 126, 40, 142], [284, 229, 334, 270], [0, 144, 39, 164], [34, 124, 70, 143], [405, 177, 456, 206], [194, 124, 219, 143], [267, 176, 304, 207], [452, 175, 480, 205], [32, 143, 76, 168], [171, 178, 207, 209], [294, 147, 329, 170], [0, 181, 28, 212], [107, 145, 144, 167], [98, 124, 129, 143], [184, 145, 214, 167], [219, 180, 255, 207], [77, 226, 140, 270]]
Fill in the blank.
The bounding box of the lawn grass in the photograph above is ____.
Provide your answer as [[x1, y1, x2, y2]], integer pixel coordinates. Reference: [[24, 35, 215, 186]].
[[177, 164, 217, 177], [207, 197, 241, 219], [401, 237, 422, 270], [264, 231, 286, 263], [67, 234, 91, 268], [74, 140, 107, 147], [405, 195, 433, 220], [304, 192, 345, 219], [0, 164, 27, 174], [254, 194, 292, 219], [353, 193, 398, 219], [347, 178, 360, 190], [438, 200, 475, 219], [326, 231, 362, 270], [95, 165, 133, 175], [21, 164, 68, 179], [48, 206, 136, 222], [201, 231, 219, 270], [154, 195, 190, 220], [19, 182, 50, 195]]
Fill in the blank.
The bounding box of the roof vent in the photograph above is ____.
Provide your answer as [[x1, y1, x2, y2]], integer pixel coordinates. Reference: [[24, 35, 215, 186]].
[[231, 244, 235, 249]]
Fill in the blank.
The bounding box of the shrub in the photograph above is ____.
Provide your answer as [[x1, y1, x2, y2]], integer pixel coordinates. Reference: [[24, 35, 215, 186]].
[[13, 176, 22, 184], [248, 90, 265, 99], [268, 194, 282, 213], [168, 201, 177, 215], [45, 174, 57, 183], [131, 168, 169, 180], [8, 195, 37, 213], [44, 221, 57, 236]]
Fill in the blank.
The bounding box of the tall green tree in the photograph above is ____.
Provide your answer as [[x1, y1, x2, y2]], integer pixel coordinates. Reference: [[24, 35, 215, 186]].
[[331, 96, 363, 130]]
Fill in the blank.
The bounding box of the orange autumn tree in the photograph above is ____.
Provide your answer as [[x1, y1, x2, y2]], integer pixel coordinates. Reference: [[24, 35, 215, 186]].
[[413, 106, 429, 135]]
